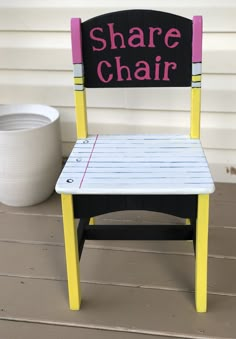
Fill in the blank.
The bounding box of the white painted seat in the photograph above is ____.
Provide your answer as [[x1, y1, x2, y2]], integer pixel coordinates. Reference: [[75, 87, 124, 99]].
[[56, 134, 214, 195]]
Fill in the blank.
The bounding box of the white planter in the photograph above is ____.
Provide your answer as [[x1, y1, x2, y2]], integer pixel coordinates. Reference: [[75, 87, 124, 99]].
[[0, 104, 62, 207]]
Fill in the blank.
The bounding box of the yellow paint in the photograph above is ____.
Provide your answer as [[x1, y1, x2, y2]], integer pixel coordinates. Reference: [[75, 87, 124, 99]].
[[74, 90, 88, 138], [61, 194, 81, 310], [195, 194, 209, 312], [89, 217, 95, 225], [74, 76, 95, 234], [74, 77, 84, 85], [190, 88, 201, 139], [192, 75, 201, 83], [186, 219, 191, 242]]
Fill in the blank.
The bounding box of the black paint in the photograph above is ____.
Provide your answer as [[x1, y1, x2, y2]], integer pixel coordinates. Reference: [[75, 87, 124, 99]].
[[81, 10, 192, 87]]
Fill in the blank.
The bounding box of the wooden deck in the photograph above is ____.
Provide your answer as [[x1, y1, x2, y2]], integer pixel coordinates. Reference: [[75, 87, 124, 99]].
[[0, 183, 235, 339]]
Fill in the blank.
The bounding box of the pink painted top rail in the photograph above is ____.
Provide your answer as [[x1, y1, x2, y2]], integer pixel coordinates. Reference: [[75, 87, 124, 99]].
[[192, 16, 203, 63], [71, 18, 83, 63]]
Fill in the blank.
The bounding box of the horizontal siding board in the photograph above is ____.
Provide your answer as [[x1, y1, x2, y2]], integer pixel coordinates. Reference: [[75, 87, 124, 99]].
[[0, 32, 235, 74], [0, 71, 235, 113], [0, 48, 71, 71], [58, 107, 236, 150], [61, 121, 236, 150], [123, 78, 236, 112], [0, 1, 236, 32], [60, 107, 236, 130], [205, 149, 236, 184], [0, 32, 70, 48], [203, 33, 236, 74]]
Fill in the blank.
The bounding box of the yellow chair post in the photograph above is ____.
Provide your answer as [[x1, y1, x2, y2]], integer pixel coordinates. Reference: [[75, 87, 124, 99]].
[[190, 87, 201, 139], [190, 15, 202, 139], [73, 69, 95, 225], [61, 194, 81, 310], [74, 89, 88, 139], [186, 218, 191, 225], [185, 219, 191, 243], [195, 194, 210, 312], [89, 217, 95, 225]]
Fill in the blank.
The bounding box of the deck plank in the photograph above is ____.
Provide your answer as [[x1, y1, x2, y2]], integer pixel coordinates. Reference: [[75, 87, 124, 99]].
[[0, 276, 236, 338], [0, 212, 236, 257], [210, 200, 236, 227], [211, 183, 236, 203], [0, 242, 236, 296], [0, 214, 64, 245], [0, 184, 235, 339], [0, 192, 61, 216], [0, 320, 174, 339]]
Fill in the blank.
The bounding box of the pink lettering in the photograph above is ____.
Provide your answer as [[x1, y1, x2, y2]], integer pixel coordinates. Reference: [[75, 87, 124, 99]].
[[108, 23, 126, 49], [90, 27, 107, 51], [97, 60, 113, 83], [154, 56, 162, 80], [163, 61, 177, 81], [164, 28, 181, 48], [115, 56, 132, 81], [134, 61, 151, 80], [148, 27, 162, 47], [128, 27, 145, 48]]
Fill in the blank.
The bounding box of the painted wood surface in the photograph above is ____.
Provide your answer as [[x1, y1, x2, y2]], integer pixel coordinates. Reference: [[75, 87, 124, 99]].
[[0, 1, 236, 182], [1, 72, 236, 113], [1, 241, 236, 296], [1, 208, 236, 257], [0, 0, 235, 32], [56, 135, 214, 194], [1, 276, 236, 338], [0, 184, 236, 338], [80, 11, 192, 88], [0, 32, 235, 74], [0, 320, 175, 339]]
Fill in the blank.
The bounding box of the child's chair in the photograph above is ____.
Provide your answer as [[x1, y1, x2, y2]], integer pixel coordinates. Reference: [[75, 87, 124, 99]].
[[55, 10, 215, 312]]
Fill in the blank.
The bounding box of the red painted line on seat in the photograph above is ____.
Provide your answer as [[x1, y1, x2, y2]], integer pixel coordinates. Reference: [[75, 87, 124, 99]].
[[79, 135, 99, 188]]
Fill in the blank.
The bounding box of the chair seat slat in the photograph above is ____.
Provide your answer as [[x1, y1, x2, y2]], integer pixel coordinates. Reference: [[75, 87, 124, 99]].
[[56, 134, 214, 195]]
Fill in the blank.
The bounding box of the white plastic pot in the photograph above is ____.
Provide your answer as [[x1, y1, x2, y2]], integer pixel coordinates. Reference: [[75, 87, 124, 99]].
[[0, 104, 62, 207]]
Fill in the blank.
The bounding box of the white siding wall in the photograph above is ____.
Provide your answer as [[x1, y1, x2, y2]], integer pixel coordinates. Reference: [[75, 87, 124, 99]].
[[0, 0, 236, 182]]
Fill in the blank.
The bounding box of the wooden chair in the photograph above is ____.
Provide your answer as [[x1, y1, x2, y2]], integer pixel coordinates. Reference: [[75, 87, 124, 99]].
[[55, 10, 215, 312]]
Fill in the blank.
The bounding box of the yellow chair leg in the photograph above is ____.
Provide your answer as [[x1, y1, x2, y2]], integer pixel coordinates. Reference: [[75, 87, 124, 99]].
[[195, 194, 210, 312], [186, 218, 191, 225], [185, 219, 192, 242], [61, 194, 81, 310], [89, 217, 95, 225]]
